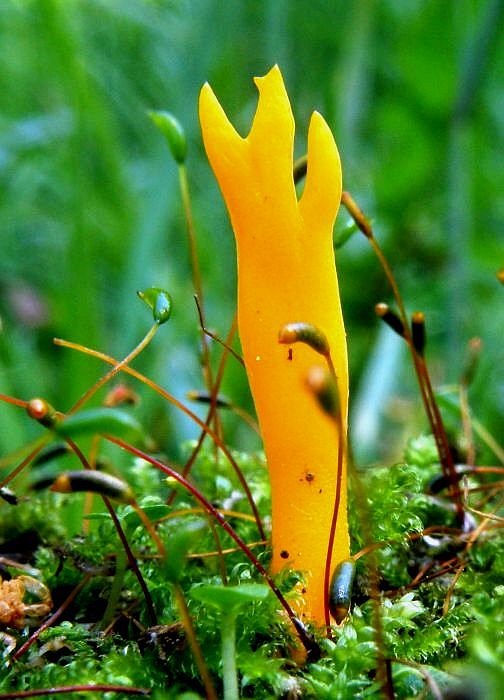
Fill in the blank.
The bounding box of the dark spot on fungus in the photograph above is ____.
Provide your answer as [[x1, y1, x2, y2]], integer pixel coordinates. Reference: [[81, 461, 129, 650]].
[[288, 348, 293, 361], [280, 550, 289, 559], [305, 472, 315, 482], [319, 488, 323, 494]]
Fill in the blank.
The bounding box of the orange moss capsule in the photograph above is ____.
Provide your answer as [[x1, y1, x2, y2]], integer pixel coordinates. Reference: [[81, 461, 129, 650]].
[[26, 398, 58, 428], [200, 66, 349, 624]]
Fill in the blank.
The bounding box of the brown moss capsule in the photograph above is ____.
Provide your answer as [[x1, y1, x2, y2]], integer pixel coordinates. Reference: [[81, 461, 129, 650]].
[[186, 390, 230, 408], [305, 366, 340, 420], [411, 311, 426, 355], [26, 398, 58, 429], [375, 303, 405, 338], [293, 154, 308, 184], [50, 471, 134, 503], [32, 443, 70, 466], [0, 487, 18, 505], [103, 384, 140, 408]]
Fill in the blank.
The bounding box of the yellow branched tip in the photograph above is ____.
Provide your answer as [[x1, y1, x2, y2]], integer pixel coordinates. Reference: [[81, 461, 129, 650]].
[[199, 65, 349, 627]]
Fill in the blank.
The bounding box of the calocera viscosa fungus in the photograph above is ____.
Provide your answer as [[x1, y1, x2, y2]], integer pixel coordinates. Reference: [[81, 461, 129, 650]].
[[199, 65, 349, 625]]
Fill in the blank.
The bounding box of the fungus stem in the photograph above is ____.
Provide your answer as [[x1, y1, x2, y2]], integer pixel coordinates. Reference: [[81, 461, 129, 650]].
[[200, 67, 349, 623]]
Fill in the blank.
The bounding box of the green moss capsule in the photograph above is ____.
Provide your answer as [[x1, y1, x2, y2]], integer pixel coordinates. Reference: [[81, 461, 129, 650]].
[[50, 470, 134, 503], [149, 110, 187, 164], [329, 559, 356, 624], [278, 322, 330, 357], [137, 287, 173, 325], [55, 408, 143, 441]]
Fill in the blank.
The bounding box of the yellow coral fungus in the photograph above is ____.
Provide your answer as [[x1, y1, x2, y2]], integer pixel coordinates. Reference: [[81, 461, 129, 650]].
[[199, 65, 349, 625]]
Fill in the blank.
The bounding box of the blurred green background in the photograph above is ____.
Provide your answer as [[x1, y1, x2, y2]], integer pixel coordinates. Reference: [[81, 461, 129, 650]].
[[1, 0, 502, 465]]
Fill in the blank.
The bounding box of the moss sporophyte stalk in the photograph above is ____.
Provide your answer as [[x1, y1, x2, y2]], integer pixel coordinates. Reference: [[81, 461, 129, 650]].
[[199, 65, 349, 625]]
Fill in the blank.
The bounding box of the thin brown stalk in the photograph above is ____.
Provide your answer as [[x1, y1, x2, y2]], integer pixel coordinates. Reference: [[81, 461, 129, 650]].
[[178, 165, 214, 395], [68, 323, 159, 415], [187, 540, 267, 560], [195, 297, 244, 367], [178, 168, 204, 327], [342, 194, 464, 525], [314, 354, 392, 695], [63, 437, 158, 626], [0, 439, 49, 489], [322, 353, 346, 634], [459, 383, 475, 466], [392, 658, 443, 700], [53, 336, 266, 540], [170, 312, 239, 498], [0, 393, 28, 409], [104, 434, 319, 658], [443, 495, 504, 614], [0, 438, 46, 469]]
